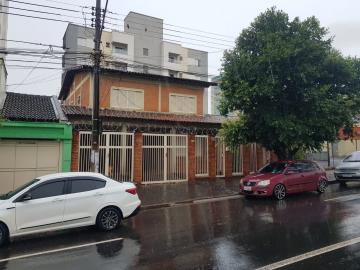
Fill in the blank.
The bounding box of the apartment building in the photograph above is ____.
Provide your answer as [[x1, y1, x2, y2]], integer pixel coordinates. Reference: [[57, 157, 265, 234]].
[[62, 12, 208, 81], [0, 0, 8, 108]]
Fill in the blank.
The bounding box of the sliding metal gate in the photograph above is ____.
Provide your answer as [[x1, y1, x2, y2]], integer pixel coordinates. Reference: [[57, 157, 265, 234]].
[[215, 137, 225, 177], [195, 135, 208, 176], [142, 134, 188, 183], [78, 132, 134, 181]]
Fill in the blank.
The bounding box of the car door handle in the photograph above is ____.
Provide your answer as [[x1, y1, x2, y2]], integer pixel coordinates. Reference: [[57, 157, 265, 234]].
[[52, 198, 64, 202]]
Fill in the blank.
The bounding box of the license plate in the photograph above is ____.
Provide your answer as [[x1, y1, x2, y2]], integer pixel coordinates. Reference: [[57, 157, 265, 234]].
[[244, 186, 252, 191]]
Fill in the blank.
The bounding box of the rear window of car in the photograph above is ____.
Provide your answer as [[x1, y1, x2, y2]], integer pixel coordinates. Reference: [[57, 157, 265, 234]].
[[70, 179, 106, 194]]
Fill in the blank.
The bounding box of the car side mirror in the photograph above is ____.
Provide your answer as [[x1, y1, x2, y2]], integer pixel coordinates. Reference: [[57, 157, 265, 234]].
[[21, 193, 32, 202]]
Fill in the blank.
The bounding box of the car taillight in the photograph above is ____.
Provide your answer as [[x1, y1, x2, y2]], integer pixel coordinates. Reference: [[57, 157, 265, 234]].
[[126, 187, 137, 195]]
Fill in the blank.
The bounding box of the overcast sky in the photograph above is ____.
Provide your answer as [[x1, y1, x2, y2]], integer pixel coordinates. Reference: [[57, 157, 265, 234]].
[[5, 0, 360, 96]]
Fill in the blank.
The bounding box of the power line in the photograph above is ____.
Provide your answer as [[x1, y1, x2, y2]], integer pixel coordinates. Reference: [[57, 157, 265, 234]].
[[0, 4, 84, 20], [105, 10, 236, 39], [0, 10, 74, 23], [4, 0, 80, 13], [0, 38, 63, 48], [103, 21, 232, 47]]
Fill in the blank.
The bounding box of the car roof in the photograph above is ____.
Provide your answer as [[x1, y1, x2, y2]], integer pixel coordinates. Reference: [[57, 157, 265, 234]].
[[37, 172, 108, 182]]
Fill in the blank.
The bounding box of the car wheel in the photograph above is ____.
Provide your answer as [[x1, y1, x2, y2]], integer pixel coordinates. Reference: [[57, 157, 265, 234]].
[[0, 223, 8, 247], [317, 179, 327, 193], [273, 184, 286, 200], [96, 207, 122, 231]]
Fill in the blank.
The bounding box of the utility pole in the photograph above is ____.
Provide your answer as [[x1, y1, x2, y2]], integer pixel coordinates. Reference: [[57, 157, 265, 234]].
[[91, 0, 102, 172]]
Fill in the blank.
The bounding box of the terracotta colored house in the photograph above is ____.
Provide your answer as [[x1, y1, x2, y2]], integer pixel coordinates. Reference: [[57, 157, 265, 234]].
[[59, 66, 270, 184]]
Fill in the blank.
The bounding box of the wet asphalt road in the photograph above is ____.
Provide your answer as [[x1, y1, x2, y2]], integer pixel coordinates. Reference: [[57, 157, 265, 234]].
[[2, 183, 360, 269]]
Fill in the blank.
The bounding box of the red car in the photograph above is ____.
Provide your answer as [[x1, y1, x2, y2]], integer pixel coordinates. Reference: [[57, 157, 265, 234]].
[[239, 160, 328, 200]]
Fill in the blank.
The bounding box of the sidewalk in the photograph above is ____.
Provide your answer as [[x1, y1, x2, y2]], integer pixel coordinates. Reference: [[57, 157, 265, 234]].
[[137, 177, 240, 208]]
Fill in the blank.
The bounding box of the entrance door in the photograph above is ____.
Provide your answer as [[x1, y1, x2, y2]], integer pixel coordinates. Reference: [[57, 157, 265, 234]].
[[142, 134, 188, 183]]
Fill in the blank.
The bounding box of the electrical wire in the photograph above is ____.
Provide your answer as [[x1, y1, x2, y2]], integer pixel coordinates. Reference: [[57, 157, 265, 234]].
[[4, 0, 80, 13]]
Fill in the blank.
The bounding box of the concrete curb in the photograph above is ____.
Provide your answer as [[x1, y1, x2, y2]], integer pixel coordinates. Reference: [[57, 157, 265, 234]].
[[141, 192, 239, 210]]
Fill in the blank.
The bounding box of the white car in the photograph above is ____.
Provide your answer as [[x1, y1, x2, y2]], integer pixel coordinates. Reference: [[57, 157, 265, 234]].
[[0, 172, 141, 246]]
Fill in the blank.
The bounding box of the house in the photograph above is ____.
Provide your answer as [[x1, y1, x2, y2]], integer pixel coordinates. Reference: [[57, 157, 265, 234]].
[[0, 0, 9, 107], [59, 66, 271, 183], [59, 11, 271, 184], [0, 92, 72, 193]]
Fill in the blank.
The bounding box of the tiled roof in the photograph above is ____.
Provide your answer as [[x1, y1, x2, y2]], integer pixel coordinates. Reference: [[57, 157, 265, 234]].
[[1, 92, 61, 122], [62, 105, 224, 125]]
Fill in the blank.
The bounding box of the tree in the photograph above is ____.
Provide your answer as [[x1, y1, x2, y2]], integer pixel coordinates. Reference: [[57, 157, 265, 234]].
[[219, 7, 360, 160]]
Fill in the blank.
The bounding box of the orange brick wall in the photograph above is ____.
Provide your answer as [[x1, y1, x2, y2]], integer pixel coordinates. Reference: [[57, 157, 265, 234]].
[[225, 150, 233, 178], [71, 131, 79, 172], [64, 72, 205, 115], [188, 134, 196, 181], [133, 132, 143, 184], [208, 136, 216, 180]]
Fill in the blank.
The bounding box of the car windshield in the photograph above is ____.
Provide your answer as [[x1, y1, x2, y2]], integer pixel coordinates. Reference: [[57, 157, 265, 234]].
[[343, 152, 360, 162], [0, 178, 40, 200], [259, 162, 287, 174]]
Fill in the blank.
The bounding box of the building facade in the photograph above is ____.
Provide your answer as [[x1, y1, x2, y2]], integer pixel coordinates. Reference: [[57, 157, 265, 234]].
[[62, 12, 209, 113], [209, 76, 221, 115], [0, 0, 8, 108], [59, 66, 272, 184], [0, 92, 72, 193]]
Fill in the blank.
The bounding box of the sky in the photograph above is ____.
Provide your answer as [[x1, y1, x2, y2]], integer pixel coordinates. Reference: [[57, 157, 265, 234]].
[[5, 0, 360, 96]]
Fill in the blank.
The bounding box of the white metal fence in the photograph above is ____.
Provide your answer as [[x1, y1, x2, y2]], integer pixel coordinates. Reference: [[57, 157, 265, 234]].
[[215, 137, 225, 177], [232, 145, 243, 175], [195, 135, 208, 176], [142, 134, 188, 183], [78, 132, 134, 181]]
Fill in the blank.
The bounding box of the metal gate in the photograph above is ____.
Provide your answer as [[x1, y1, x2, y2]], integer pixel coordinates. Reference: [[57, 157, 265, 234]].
[[215, 137, 225, 177], [195, 135, 208, 176], [78, 132, 134, 181], [232, 145, 243, 175], [142, 134, 188, 183]]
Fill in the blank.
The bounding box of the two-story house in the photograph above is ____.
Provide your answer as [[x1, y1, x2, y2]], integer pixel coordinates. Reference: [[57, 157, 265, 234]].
[[59, 12, 270, 184]]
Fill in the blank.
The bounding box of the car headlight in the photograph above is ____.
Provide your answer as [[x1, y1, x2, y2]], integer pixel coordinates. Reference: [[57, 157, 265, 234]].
[[258, 180, 270, 187]]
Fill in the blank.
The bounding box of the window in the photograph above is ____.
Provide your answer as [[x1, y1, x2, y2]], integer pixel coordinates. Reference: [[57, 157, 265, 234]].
[[168, 53, 181, 63], [113, 43, 128, 55], [111, 88, 144, 110], [143, 48, 149, 56], [169, 94, 196, 114], [106, 42, 110, 48], [30, 181, 65, 200], [70, 179, 106, 194], [195, 59, 200, 67]]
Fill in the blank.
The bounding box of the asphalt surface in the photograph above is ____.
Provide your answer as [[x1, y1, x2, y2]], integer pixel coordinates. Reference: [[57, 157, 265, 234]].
[[2, 181, 360, 269]]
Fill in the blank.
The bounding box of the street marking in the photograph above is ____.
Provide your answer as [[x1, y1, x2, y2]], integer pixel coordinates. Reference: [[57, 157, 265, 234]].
[[193, 195, 241, 204], [255, 236, 360, 270], [324, 193, 360, 202], [0, 237, 124, 263]]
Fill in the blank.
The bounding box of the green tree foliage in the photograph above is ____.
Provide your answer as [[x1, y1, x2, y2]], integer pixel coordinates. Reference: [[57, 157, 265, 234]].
[[219, 7, 360, 159]]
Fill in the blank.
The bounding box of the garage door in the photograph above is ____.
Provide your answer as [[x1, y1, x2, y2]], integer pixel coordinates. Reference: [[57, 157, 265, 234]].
[[0, 140, 62, 193]]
